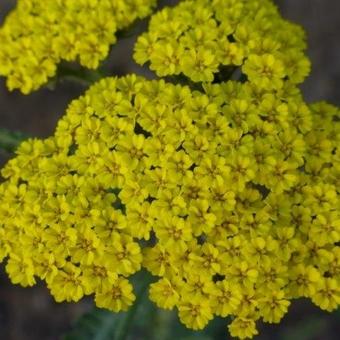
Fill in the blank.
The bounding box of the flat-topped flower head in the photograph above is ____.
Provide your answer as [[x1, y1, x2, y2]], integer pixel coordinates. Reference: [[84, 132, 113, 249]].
[[134, 0, 310, 87], [0, 75, 338, 339], [0, 0, 156, 93]]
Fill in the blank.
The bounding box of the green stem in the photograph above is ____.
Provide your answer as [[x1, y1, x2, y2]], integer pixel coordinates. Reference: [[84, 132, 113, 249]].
[[0, 128, 28, 153], [57, 64, 105, 87], [116, 271, 153, 340], [151, 310, 173, 340]]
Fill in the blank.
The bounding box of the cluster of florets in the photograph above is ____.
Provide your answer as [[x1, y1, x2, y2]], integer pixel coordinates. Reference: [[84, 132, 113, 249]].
[[134, 0, 310, 85], [0, 74, 339, 339], [0, 0, 339, 339], [0, 0, 156, 93]]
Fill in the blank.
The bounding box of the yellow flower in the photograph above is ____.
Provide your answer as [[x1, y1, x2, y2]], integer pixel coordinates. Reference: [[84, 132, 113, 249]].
[[189, 243, 221, 276], [211, 280, 242, 317], [312, 278, 340, 312], [95, 277, 135, 312], [181, 48, 219, 82], [6, 253, 36, 287], [149, 277, 181, 310], [288, 265, 322, 298], [0, 73, 339, 339], [105, 232, 142, 276], [150, 43, 183, 76], [143, 244, 174, 277], [188, 200, 217, 235], [259, 290, 290, 323], [178, 295, 213, 330], [227, 261, 259, 288], [309, 212, 340, 246], [0, 0, 157, 93], [135, 0, 309, 86], [228, 317, 258, 340], [126, 202, 154, 240], [243, 54, 286, 89], [48, 263, 84, 302], [82, 264, 117, 295], [154, 213, 193, 252]]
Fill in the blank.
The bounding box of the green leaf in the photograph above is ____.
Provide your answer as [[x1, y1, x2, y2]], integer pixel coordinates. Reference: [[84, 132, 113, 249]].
[[64, 307, 120, 340], [0, 128, 28, 153], [63, 270, 154, 340]]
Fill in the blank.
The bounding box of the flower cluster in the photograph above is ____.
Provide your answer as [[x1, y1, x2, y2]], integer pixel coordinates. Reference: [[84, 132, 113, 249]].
[[0, 0, 156, 94], [134, 0, 310, 86], [0, 74, 339, 339]]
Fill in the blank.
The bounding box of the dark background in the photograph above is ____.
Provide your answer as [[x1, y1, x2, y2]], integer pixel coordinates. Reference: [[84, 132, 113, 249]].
[[0, 0, 339, 339]]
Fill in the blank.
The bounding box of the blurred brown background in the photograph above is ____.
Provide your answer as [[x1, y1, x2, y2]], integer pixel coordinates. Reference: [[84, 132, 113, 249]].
[[0, 0, 339, 339]]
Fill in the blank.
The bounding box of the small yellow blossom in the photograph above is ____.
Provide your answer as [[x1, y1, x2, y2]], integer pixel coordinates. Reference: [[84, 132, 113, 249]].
[[228, 317, 258, 340], [149, 277, 182, 310], [178, 295, 213, 330], [95, 277, 135, 312]]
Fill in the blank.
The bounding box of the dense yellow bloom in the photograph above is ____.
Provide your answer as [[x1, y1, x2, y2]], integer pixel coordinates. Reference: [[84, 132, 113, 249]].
[[134, 0, 310, 86], [0, 0, 156, 93], [0, 74, 338, 339], [0, 0, 339, 338]]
